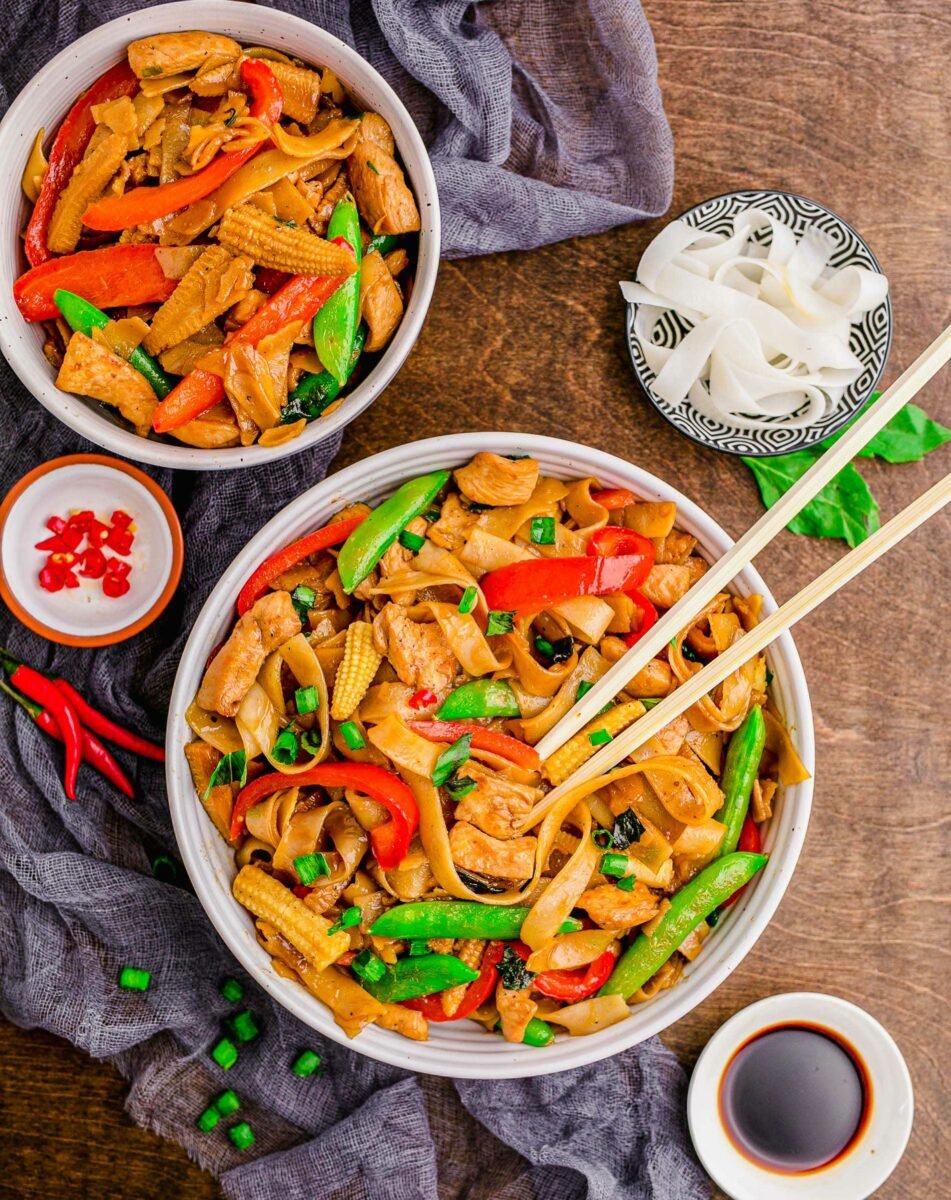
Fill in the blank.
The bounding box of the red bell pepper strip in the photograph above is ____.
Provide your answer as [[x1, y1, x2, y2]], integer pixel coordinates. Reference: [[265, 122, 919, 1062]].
[[624, 591, 658, 647], [587, 527, 658, 647], [83, 59, 283, 232], [510, 940, 618, 1002], [236, 514, 365, 615], [14, 244, 178, 322], [404, 940, 505, 1021], [480, 554, 653, 618], [9, 664, 82, 800], [719, 817, 762, 910], [590, 487, 636, 511], [24, 60, 140, 266], [407, 720, 540, 770], [52, 678, 164, 762], [151, 273, 346, 432], [230, 763, 418, 869]]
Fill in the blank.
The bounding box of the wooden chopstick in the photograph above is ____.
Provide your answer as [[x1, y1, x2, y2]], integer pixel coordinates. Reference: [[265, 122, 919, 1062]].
[[521, 471, 951, 830], [534, 326, 951, 763]]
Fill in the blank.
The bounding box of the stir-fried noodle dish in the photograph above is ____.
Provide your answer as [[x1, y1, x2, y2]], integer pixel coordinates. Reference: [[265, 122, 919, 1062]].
[[186, 454, 808, 1045], [14, 32, 420, 450]]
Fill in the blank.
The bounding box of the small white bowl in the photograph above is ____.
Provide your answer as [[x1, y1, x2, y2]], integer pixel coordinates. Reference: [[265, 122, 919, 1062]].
[[688, 992, 914, 1200], [167, 432, 815, 1079], [0, 0, 440, 471]]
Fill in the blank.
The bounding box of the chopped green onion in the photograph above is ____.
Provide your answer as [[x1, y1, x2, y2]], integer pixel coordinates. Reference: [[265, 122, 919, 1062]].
[[215, 1089, 241, 1116], [351, 950, 386, 984], [328, 905, 362, 935], [211, 1038, 238, 1070], [535, 636, 554, 658], [196, 1106, 220, 1132], [588, 729, 612, 747], [271, 728, 299, 765], [223, 107, 238, 127], [300, 728, 322, 755], [707, 908, 721, 927], [228, 1121, 255, 1151], [339, 721, 365, 750], [294, 853, 330, 885], [591, 828, 613, 850], [291, 584, 317, 621], [458, 585, 477, 615], [291, 1049, 322, 1078], [446, 774, 477, 799], [576, 680, 595, 701], [424, 507, 441, 523], [295, 685, 319, 714], [220, 977, 244, 1004], [485, 609, 515, 636], [118, 966, 151, 992], [204, 750, 247, 799], [529, 516, 556, 545], [151, 854, 179, 883], [616, 875, 636, 892], [408, 939, 432, 957], [640, 697, 661, 709], [432, 734, 472, 787], [229, 1010, 260, 1043], [669, 636, 678, 648], [600, 852, 629, 879], [398, 529, 425, 552]]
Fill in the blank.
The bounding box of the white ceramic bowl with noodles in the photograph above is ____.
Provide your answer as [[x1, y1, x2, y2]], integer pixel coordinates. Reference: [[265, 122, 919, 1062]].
[[0, 0, 439, 471], [167, 433, 815, 1078]]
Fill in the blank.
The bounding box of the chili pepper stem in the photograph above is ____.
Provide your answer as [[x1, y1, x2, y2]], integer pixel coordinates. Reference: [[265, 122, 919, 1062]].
[[0, 676, 41, 718], [0, 645, 25, 677]]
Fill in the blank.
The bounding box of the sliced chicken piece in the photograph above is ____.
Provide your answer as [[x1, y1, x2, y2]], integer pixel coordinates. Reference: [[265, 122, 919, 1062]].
[[454, 453, 539, 507], [197, 591, 301, 717], [56, 332, 157, 437], [453, 762, 538, 839], [427, 494, 478, 553], [127, 32, 240, 78], [372, 603, 457, 694], [358, 112, 396, 156], [359, 248, 403, 352], [641, 563, 693, 609], [496, 983, 537, 1043], [652, 529, 698, 565], [578, 882, 660, 930], [348, 142, 420, 235], [449, 822, 536, 881]]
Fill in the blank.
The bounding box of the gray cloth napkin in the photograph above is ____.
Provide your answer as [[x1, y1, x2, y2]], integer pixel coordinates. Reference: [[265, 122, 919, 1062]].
[[0, 2, 704, 1197]]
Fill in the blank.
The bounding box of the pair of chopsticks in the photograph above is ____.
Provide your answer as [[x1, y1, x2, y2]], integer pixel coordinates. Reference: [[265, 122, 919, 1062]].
[[525, 326, 950, 822]]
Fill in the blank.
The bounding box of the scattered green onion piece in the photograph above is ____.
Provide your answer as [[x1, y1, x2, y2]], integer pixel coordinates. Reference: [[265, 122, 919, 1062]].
[[204, 750, 247, 800], [529, 516, 556, 545], [432, 734, 472, 787], [485, 609, 515, 636], [300, 728, 322, 755], [228, 1121, 255, 1151], [351, 950, 386, 984], [211, 1038, 238, 1070], [600, 852, 629, 879], [229, 1010, 260, 1043], [291, 1049, 322, 1078], [328, 905, 362, 935], [640, 697, 661, 709], [669, 635, 678, 648], [458, 585, 477, 615], [408, 939, 432, 957], [339, 721, 365, 750], [424, 507, 441, 523], [591, 828, 613, 850], [118, 966, 151, 992], [271, 728, 299, 765], [220, 977, 244, 1004], [535, 637, 554, 658], [196, 1107, 220, 1132], [616, 876, 636, 893], [215, 1089, 241, 1116], [576, 680, 595, 701], [295, 685, 319, 714], [398, 529, 425, 552], [151, 854, 179, 883], [589, 729, 612, 747], [446, 774, 477, 799], [294, 852, 330, 885], [291, 584, 317, 620]]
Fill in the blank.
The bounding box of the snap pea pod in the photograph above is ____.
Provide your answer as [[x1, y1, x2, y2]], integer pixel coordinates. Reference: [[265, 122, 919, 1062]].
[[714, 706, 766, 858], [370, 900, 582, 941], [599, 852, 768, 999], [280, 325, 367, 425], [313, 195, 361, 386], [437, 679, 521, 720], [522, 1017, 554, 1047], [53, 287, 174, 398], [366, 233, 399, 257], [361, 953, 479, 1003], [337, 469, 450, 593]]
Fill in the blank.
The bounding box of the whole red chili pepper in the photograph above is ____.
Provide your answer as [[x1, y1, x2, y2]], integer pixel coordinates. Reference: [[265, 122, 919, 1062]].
[[37, 711, 135, 799], [52, 678, 164, 762], [9, 665, 82, 800]]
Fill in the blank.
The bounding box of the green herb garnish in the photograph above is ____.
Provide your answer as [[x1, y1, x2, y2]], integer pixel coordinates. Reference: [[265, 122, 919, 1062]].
[[485, 610, 515, 636], [204, 750, 247, 799], [432, 734, 472, 787]]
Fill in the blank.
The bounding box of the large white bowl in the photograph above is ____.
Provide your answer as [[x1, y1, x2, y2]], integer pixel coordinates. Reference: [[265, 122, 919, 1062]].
[[167, 433, 815, 1078], [0, 0, 439, 471]]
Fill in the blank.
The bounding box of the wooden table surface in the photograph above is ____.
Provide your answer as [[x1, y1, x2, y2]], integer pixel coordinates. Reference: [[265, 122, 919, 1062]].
[[1, 3, 948, 1197]]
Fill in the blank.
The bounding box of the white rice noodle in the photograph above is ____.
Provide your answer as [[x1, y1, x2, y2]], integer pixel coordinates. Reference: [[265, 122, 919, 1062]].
[[621, 209, 888, 430]]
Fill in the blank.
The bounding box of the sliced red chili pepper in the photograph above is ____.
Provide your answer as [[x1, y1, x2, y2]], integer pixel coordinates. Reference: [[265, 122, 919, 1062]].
[[105, 526, 134, 555], [35, 535, 65, 552], [69, 510, 94, 528], [10, 664, 82, 800], [102, 573, 130, 598], [105, 557, 131, 577], [62, 570, 80, 589], [46, 516, 66, 535], [235, 514, 365, 615], [406, 719, 540, 770], [404, 940, 506, 1021], [52, 678, 165, 763], [39, 564, 65, 592], [59, 524, 84, 551], [78, 547, 107, 579], [111, 510, 133, 528], [85, 520, 110, 545], [408, 688, 437, 711], [590, 487, 637, 511], [230, 763, 418, 868], [720, 817, 762, 910]]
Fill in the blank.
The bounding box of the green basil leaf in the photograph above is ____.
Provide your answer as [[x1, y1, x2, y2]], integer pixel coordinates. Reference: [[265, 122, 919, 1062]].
[[432, 734, 472, 787], [204, 750, 247, 800]]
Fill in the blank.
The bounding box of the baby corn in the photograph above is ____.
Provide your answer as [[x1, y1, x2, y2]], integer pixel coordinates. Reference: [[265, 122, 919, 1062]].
[[50, 133, 128, 253], [233, 865, 350, 971], [144, 245, 253, 354], [542, 700, 646, 786], [331, 622, 382, 720], [216, 204, 357, 277]]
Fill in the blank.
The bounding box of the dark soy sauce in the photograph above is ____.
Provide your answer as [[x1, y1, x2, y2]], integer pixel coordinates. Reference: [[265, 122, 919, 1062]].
[[719, 1023, 871, 1174]]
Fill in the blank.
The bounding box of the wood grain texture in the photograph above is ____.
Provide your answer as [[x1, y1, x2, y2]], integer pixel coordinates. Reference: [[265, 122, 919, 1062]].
[[1, 1, 947, 1197]]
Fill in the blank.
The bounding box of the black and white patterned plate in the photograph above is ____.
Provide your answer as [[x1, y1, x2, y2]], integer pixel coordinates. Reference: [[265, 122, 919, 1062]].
[[624, 190, 892, 457]]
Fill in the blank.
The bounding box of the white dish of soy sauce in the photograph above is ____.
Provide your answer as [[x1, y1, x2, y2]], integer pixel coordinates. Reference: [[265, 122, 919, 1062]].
[[687, 992, 914, 1199]]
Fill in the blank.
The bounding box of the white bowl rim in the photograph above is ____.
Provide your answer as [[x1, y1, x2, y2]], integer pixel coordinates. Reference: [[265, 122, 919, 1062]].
[[167, 432, 816, 1078], [0, 0, 440, 471]]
